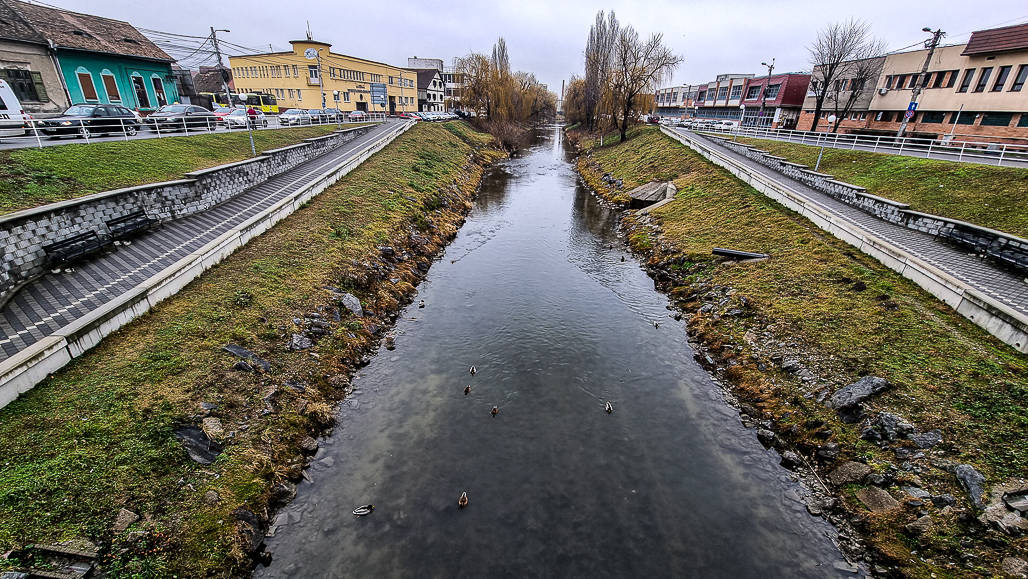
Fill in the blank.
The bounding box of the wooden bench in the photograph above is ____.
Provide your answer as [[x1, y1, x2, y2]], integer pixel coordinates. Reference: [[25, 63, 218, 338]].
[[106, 210, 155, 240], [43, 231, 111, 269]]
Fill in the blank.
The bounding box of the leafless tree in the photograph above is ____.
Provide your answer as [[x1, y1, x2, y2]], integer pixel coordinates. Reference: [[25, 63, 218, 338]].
[[609, 26, 682, 142], [825, 46, 886, 132], [584, 11, 619, 131], [807, 19, 882, 131]]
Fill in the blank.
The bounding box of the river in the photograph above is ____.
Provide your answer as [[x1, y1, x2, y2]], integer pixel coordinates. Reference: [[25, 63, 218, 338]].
[[256, 125, 853, 578]]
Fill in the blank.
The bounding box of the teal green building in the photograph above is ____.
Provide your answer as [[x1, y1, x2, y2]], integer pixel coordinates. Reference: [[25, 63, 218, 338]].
[[4, 0, 179, 112]]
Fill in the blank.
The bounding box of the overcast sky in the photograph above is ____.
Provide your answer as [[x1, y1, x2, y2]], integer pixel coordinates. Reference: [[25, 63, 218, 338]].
[[51, 0, 1028, 94]]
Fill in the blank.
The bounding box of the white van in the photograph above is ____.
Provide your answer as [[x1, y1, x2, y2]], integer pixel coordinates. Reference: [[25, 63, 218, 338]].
[[0, 79, 29, 138]]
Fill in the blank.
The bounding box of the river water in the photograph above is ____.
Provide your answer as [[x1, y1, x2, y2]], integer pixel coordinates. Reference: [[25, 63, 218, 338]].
[[256, 126, 851, 578]]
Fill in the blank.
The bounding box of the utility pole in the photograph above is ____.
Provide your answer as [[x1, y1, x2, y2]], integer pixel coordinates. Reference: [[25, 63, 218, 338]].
[[399, 71, 406, 113], [211, 27, 255, 156], [897, 27, 945, 138], [317, 48, 326, 111], [756, 57, 774, 128]]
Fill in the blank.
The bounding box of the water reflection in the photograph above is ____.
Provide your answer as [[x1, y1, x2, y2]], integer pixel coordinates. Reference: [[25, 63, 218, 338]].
[[256, 125, 851, 578]]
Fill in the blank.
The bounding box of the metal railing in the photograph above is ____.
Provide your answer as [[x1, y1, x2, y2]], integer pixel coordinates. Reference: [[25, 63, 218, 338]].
[[0, 112, 388, 150], [675, 123, 1028, 167]]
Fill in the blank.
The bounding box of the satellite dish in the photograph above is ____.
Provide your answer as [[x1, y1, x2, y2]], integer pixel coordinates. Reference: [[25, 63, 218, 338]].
[[304, 48, 318, 60]]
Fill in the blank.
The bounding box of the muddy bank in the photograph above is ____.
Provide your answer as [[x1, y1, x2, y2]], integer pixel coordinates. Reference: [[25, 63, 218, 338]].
[[569, 125, 1028, 578]]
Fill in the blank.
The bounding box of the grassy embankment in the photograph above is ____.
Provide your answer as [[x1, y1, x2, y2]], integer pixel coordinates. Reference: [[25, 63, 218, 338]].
[[573, 125, 1028, 577], [0, 124, 368, 215], [731, 135, 1028, 239], [0, 121, 502, 576]]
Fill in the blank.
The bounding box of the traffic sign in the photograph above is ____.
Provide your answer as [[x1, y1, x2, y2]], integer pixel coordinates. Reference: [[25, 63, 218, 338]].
[[904, 110, 915, 120]]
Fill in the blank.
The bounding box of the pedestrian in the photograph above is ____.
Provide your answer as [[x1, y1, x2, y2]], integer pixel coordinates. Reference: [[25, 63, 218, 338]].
[[246, 105, 258, 128]]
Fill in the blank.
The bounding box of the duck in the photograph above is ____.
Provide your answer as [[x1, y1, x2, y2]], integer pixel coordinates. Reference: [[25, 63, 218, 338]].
[[418, 300, 426, 309], [620, 256, 626, 262], [491, 406, 499, 417], [653, 321, 661, 328], [605, 401, 614, 414], [458, 491, 469, 508], [464, 385, 472, 395], [352, 504, 375, 516], [469, 365, 477, 375]]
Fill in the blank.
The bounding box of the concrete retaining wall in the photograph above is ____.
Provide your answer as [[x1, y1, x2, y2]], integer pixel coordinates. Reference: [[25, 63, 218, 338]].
[[706, 135, 1028, 272], [0, 121, 412, 410], [0, 125, 375, 304], [662, 127, 1028, 354]]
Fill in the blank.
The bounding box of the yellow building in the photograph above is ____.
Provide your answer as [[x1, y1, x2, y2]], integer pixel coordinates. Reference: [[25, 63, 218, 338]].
[[228, 39, 417, 113]]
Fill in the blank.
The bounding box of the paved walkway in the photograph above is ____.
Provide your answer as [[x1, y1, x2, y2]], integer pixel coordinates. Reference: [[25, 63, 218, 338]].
[[0, 121, 399, 362], [674, 128, 1028, 317]]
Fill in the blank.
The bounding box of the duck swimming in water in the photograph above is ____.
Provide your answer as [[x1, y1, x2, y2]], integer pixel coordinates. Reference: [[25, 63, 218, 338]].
[[464, 385, 472, 395], [352, 504, 375, 516], [491, 406, 499, 416], [458, 491, 469, 508], [469, 365, 477, 375], [605, 401, 614, 414]]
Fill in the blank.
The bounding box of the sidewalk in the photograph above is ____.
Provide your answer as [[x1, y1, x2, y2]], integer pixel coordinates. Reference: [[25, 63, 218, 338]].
[[0, 121, 400, 362], [675, 128, 1028, 318]]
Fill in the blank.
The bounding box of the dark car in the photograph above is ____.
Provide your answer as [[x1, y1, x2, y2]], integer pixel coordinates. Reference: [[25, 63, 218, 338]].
[[37, 104, 140, 138], [143, 104, 218, 132], [321, 108, 342, 122]]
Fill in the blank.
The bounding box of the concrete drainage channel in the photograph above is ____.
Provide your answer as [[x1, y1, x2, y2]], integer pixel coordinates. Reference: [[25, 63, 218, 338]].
[[0, 120, 413, 409], [661, 127, 1028, 355]]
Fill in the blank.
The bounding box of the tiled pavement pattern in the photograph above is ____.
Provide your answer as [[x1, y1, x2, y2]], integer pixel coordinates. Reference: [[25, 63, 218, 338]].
[[0, 121, 399, 362], [675, 128, 1028, 316]]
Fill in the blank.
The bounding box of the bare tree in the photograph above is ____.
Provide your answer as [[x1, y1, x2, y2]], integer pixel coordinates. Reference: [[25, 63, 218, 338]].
[[825, 45, 886, 132], [608, 26, 682, 142], [807, 19, 880, 131]]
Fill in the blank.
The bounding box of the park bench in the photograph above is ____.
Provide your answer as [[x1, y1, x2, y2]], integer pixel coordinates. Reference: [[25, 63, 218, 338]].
[[106, 210, 156, 241], [941, 226, 992, 254], [988, 240, 1028, 273], [43, 231, 111, 269]]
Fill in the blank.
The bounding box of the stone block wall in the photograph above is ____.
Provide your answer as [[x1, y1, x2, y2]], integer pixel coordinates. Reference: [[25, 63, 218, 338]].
[[706, 134, 1028, 273], [0, 125, 373, 303]]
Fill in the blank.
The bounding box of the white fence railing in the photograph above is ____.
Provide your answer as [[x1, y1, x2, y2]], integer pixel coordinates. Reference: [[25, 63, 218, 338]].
[[673, 123, 1028, 168], [0, 112, 388, 150]]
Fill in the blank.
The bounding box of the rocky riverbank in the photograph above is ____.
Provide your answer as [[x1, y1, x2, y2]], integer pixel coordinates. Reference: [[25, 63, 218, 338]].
[[0, 122, 505, 577], [569, 124, 1028, 578]]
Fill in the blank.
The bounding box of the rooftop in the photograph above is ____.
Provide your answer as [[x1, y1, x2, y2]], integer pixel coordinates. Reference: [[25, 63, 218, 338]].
[[962, 22, 1028, 56]]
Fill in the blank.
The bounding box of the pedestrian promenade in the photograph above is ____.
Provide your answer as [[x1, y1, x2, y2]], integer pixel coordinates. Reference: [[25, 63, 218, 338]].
[[0, 121, 399, 362], [674, 128, 1028, 318]]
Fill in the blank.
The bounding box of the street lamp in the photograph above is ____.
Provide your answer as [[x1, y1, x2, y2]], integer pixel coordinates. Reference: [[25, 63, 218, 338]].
[[757, 58, 774, 129]]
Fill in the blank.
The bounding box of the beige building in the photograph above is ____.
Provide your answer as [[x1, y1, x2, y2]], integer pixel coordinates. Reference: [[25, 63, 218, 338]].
[[802, 23, 1028, 141], [229, 39, 417, 114]]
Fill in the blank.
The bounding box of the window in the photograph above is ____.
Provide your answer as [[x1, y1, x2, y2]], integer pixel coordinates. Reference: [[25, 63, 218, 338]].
[[1018, 113, 1028, 127], [957, 68, 975, 92], [716, 87, 728, 100], [953, 111, 977, 124], [980, 112, 1013, 126], [288, 88, 294, 98], [895, 74, 907, 88], [921, 73, 932, 87], [1010, 65, 1027, 91], [992, 66, 1012, 91], [343, 91, 350, 103], [907, 75, 918, 88], [973, 67, 992, 92], [764, 83, 781, 99], [884, 75, 893, 89], [297, 89, 301, 101], [920, 111, 945, 123], [131, 75, 150, 108], [77, 70, 98, 101], [292, 65, 298, 77], [100, 72, 120, 102], [931, 71, 945, 88], [2, 68, 44, 102], [309, 65, 319, 82], [944, 70, 958, 88], [729, 85, 741, 99], [697, 90, 706, 101], [151, 76, 167, 106]]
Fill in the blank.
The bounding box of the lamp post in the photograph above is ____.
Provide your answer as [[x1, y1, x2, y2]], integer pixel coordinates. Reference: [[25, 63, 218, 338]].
[[757, 58, 774, 129], [211, 27, 255, 156]]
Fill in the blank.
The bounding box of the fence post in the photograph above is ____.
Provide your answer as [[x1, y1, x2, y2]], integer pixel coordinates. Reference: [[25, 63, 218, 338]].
[[997, 144, 1006, 167], [959, 142, 965, 162], [182, 116, 188, 134], [898, 136, 905, 155], [120, 118, 129, 142], [155, 118, 161, 138], [30, 118, 42, 149], [927, 139, 934, 160]]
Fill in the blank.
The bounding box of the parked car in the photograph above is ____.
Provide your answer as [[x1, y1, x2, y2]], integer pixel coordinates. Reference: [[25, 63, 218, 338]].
[[396, 112, 420, 121], [280, 108, 314, 126], [0, 79, 29, 139], [37, 104, 141, 138], [212, 105, 240, 123], [143, 104, 218, 132], [223, 108, 268, 128], [347, 110, 368, 121], [320, 108, 342, 122]]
